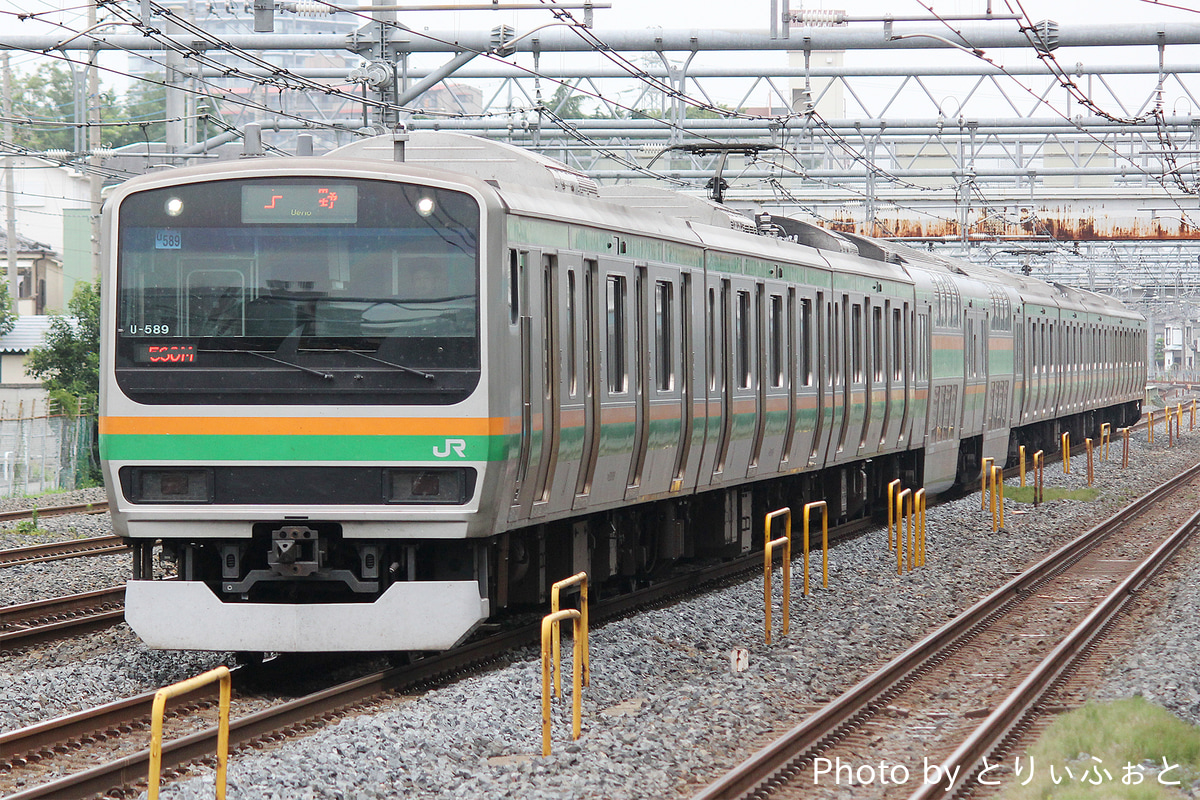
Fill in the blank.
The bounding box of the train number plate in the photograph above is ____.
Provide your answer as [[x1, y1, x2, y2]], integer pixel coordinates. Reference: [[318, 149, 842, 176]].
[[155, 230, 182, 250]]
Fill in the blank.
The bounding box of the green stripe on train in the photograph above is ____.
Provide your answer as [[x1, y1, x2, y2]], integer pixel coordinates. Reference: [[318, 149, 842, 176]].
[[100, 433, 515, 462]]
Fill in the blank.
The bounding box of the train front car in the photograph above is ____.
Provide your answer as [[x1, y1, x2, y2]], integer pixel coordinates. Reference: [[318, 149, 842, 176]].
[[101, 159, 505, 652]]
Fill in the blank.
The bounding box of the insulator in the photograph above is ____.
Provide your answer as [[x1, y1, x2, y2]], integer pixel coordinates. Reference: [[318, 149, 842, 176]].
[[790, 9, 846, 26], [42, 149, 72, 159], [89, 147, 115, 159], [286, 1, 334, 16]]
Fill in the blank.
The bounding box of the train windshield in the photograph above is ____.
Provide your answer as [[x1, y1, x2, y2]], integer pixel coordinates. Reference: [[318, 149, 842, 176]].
[[114, 177, 480, 405]]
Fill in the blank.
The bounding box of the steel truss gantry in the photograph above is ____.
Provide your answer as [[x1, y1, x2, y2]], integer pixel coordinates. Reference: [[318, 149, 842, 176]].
[[16, 11, 1200, 317]]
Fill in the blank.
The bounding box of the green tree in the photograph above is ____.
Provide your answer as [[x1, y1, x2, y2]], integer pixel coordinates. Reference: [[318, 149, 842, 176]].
[[10, 63, 80, 152], [8, 63, 167, 153], [26, 282, 100, 407], [545, 82, 591, 119], [26, 282, 101, 483], [0, 285, 17, 336]]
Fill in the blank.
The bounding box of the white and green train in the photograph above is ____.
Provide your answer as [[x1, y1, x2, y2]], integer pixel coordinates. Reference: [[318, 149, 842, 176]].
[[100, 133, 1146, 653]]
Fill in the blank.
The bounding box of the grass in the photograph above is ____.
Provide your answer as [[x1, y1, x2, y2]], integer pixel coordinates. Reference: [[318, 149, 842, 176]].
[[998, 697, 1200, 800], [1004, 485, 1100, 504]]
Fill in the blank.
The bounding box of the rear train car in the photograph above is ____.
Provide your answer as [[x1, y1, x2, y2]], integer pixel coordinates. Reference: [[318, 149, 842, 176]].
[[99, 133, 1146, 653]]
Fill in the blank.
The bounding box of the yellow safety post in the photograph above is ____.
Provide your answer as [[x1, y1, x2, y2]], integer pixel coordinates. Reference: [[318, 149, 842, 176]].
[[550, 572, 589, 697], [980, 457, 994, 510], [1149, 410, 1155, 443], [1061, 432, 1071, 473], [148, 666, 231, 800], [803, 501, 829, 593], [1019, 445, 1027, 487], [886, 479, 900, 551], [763, 508, 792, 644], [1033, 450, 1045, 506], [896, 488, 912, 574], [1191, 399, 1196, 431], [1100, 423, 1111, 461], [992, 465, 1005, 530], [541, 609, 583, 757], [1121, 426, 1130, 468], [915, 488, 927, 567], [1085, 438, 1094, 486], [1169, 410, 1175, 447], [1179, 404, 1184, 438]]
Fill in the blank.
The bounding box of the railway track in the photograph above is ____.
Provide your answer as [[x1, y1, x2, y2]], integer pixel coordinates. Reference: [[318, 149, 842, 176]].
[[0, 586, 126, 651], [0, 501, 118, 568], [692, 461, 1200, 800], [1, 525, 856, 800]]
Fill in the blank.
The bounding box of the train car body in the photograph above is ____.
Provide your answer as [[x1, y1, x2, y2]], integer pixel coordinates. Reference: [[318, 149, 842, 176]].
[[99, 133, 1146, 653]]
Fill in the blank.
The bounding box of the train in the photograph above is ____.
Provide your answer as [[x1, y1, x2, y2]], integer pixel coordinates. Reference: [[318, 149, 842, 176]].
[[100, 132, 1146, 653]]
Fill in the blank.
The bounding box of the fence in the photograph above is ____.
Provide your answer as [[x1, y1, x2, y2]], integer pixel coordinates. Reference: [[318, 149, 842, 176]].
[[0, 398, 96, 498]]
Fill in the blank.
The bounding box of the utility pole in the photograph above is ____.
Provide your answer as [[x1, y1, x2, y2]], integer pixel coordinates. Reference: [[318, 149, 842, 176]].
[[88, 0, 102, 281], [3, 53, 19, 313]]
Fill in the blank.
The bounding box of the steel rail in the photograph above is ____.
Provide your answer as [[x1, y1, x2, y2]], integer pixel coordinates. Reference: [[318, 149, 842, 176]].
[[691, 459, 1200, 800], [0, 517, 888, 800], [0, 533, 125, 567], [0, 501, 109, 524], [911, 505, 1200, 799], [0, 586, 127, 650]]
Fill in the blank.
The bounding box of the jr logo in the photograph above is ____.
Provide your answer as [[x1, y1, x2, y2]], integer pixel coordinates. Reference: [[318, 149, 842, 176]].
[[433, 439, 468, 458]]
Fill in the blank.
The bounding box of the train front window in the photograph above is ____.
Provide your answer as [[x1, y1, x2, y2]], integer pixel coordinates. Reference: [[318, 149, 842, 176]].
[[115, 178, 480, 405]]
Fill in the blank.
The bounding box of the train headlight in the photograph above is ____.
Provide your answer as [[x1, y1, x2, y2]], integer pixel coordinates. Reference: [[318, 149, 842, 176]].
[[122, 467, 213, 503], [164, 197, 184, 217], [385, 467, 474, 504], [415, 196, 435, 217]]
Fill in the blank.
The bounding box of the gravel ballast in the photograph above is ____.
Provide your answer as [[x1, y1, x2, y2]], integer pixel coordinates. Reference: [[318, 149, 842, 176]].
[[2, 432, 1199, 799]]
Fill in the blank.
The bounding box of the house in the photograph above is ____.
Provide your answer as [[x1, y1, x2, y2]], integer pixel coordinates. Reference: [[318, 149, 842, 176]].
[[0, 230, 66, 316], [0, 315, 54, 411]]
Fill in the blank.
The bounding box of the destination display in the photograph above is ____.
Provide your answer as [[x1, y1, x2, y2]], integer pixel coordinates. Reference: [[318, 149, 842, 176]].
[[241, 184, 358, 224]]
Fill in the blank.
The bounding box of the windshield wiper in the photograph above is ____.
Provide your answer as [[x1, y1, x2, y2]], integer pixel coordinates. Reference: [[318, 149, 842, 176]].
[[346, 350, 436, 381], [204, 348, 333, 381]]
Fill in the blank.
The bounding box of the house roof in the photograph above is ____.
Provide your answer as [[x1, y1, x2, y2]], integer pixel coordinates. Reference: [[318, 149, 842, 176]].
[[0, 230, 54, 256], [0, 315, 55, 354]]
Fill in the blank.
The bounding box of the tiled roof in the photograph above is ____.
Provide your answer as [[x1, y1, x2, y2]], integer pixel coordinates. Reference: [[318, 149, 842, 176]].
[[0, 230, 53, 255], [0, 315, 56, 354]]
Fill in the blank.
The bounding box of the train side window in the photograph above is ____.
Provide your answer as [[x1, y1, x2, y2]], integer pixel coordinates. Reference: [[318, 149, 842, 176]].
[[769, 294, 785, 388], [707, 288, 717, 391], [872, 305, 884, 383], [606, 275, 627, 393], [892, 308, 903, 381], [508, 249, 521, 325], [801, 298, 813, 386], [655, 280, 674, 391], [852, 303, 863, 383], [567, 270, 577, 396], [736, 290, 752, 389]]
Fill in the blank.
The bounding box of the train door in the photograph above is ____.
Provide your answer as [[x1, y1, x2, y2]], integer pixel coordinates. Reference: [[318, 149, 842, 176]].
[[859, 300, 886, 454], [805, 291, 829, 468], [582, 258, 638, 506], [779, 288, 799, 470], [510, 248, 554, 522], [881, 301, 907, 448], [961, 309, 986, 437], [671, 271, 701, 492], [573, 259, 601, 510], [696, 276, 729, 487], [535, 253, 586, 516], [627, 266, 687, 499], [820, 295, 847, 466], [720, 278, 759, 480], [747, 283, 769, 477]]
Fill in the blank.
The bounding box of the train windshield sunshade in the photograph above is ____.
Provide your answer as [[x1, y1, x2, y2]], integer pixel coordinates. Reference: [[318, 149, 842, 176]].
[[113, 177, 481, 405]]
